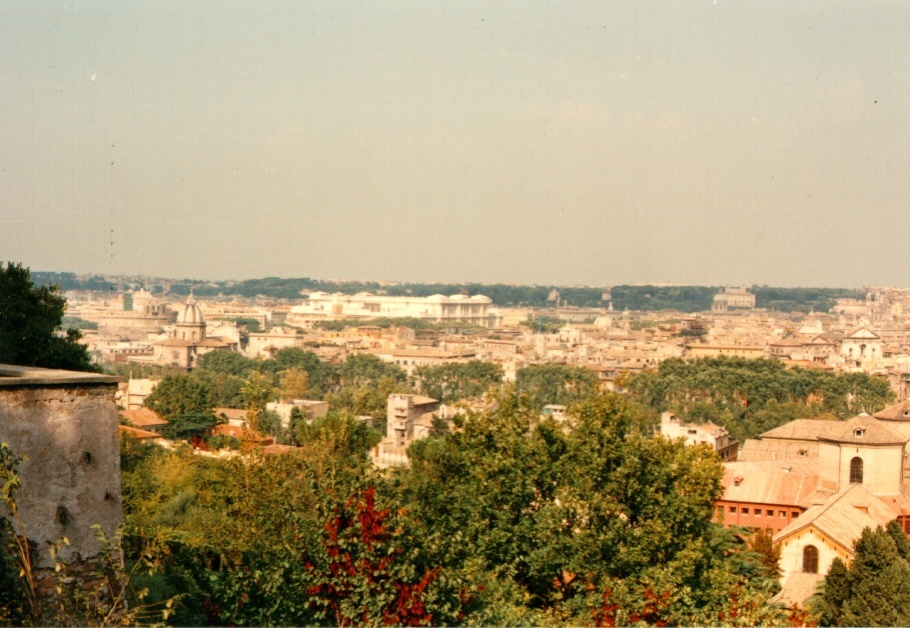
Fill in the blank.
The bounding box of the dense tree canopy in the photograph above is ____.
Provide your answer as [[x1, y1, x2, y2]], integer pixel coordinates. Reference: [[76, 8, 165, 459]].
[[515, 364, 601, 409], [816, 523, 910, 626], [0, 262, 95, 371], [413, 360, 503, 403], [117, 389, 786, 626], [624, 356, 895, 441]]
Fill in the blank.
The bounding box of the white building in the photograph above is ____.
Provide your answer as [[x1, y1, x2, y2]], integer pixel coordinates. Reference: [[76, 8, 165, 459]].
[[659, 412, 739, 461], [712, 286, 756, 311], [288, 292, 502, 328]]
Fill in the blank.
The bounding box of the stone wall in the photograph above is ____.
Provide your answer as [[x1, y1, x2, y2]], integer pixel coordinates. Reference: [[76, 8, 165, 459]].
[[0, 365, 122, 567]]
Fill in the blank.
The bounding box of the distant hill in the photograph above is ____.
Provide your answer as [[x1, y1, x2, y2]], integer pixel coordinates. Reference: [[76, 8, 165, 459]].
[[30, 271, 863, 314]]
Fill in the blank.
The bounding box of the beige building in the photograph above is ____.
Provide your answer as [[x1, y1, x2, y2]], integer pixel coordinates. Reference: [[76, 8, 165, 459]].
[[720, 407, 910, 605], [146, 294, 235, 369], [712, 286, 756, 311], [659, 412, 739, 461], [288, 292, 502, 328], [370, 394, 439, 468]]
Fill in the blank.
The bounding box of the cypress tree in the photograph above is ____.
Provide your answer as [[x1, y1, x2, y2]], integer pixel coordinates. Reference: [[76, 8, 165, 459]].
[[841, 526, 910, 627], [886, 519, 910, 562], [817, 557, 849, 627]]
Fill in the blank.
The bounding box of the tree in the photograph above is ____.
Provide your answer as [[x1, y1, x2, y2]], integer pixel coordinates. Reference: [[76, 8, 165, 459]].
[[515, 364, 599, 409], [144, 373, 214, 420], [278, 367, 310, 401], [339, 353, 406, 388], [838, 525, 910, 627], [748, 528, 782, 579], [195, 350, 257, 378], [413, 360, 503, 403], [241, 371, 275, 432], [0, 262, 95, 371]]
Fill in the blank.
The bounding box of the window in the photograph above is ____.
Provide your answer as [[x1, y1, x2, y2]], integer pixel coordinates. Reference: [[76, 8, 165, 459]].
[[854, 428, 865, 438], [802, 545, 819, 573], [850, 457, 864, 484], [729, 507, 737, 514], [766, 510, 774, 517], [779, 511, 787, 518]]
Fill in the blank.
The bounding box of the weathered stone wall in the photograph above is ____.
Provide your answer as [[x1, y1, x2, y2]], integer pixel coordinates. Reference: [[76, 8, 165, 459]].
[[0, 370, 122, 568]]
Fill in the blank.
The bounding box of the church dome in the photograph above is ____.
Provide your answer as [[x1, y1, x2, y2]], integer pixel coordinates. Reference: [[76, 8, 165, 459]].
[[177, 293, 205, 325]]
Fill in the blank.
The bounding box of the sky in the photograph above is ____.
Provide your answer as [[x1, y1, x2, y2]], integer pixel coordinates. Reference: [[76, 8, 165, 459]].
[[2, 1, 910, 288]]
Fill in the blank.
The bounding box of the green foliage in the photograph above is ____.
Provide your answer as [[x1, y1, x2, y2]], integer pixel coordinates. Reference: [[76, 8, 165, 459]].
[[119, 388, 777, 625], [817, 524, 910, 627], [521, 315, 571, 334], [625, 356, 895, 441], [195, 350, 258, 378], [326, 354, 410, 418], [748, 528, 782, 579], [414, 360, 503, 403], [295, 412, 381, 457], [60, 316, 98, 330], [165, 413, 218, 440], [0, 262, 96, 371], [515, 364, 600, 409], [227, 316, 262, 332], [261, 348, 339, 396], [339, 353, 407, 387], [144, 373, 214, 420]]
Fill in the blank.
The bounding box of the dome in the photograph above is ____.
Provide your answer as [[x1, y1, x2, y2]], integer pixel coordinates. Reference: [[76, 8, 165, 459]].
[[177, 293, 205, 325]]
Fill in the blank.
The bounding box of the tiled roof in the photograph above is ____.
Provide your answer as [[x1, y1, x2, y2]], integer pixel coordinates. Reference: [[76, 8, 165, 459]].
[[738, 439, 818, 462], [818, 415, 908, 446], [773, 484, 903, 551], [873, 400, 910, 422], [121, 407, 168, 428], [760, 419, 846, 442], [119, 425, 161, 440], [721, 458, 828, 507]]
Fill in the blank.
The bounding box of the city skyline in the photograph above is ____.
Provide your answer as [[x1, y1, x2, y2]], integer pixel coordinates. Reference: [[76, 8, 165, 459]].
[[3, 2, 910, 289]]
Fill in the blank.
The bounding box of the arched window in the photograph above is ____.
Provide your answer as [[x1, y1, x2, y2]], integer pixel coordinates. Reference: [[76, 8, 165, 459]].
[[803, 545, 819, 573], [850, 457, 864, 484]]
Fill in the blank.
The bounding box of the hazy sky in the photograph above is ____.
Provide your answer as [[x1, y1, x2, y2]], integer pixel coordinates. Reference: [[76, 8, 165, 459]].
[[2, 1, 909, 287]]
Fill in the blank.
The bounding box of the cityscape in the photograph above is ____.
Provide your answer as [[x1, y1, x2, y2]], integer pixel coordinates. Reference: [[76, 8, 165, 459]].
[[5, 1, 910, 625]]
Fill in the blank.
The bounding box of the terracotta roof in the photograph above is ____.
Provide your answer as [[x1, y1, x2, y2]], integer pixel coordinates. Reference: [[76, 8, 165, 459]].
[[760, 419, 846, 442], [158, 338, 194, 347], [738, 439, 818, 462], [721, 458, 828, 507], [215, 407, 247, 421], [121, 407, 168, 428], [818, 415, 908, 446], [873, 400, 910, 422], [119, 425, 161, 440], [773, 484, 903, 551]]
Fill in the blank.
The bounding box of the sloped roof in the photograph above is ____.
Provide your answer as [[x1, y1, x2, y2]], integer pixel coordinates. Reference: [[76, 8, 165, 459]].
[[873, 399, 910, 422], [121, 407, 168, 428], [845, 327, 881, 340], [818, 414, 908, 446], [721, 458, 827, 507], [119, 425, 161, 440], [760, 419, 846, 442], [773, 572, 824, 607], [773, 484, 903, 551], [738, 439, 818, 462]]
